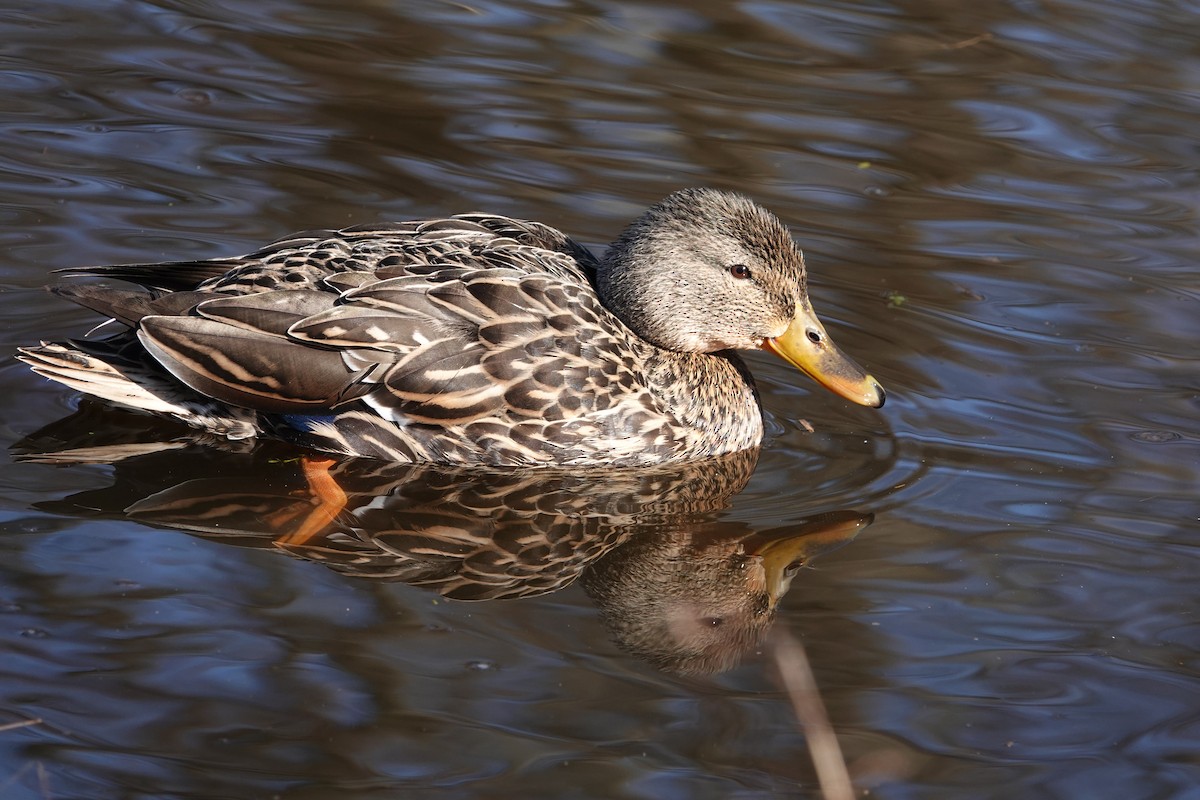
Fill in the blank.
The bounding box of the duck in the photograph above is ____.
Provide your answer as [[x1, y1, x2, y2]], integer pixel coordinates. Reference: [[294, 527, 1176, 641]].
[[18, 188, 884, 468]]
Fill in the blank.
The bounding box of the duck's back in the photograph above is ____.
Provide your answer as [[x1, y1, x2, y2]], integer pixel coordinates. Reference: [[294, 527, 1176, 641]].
[[195, 214, 600, 294]]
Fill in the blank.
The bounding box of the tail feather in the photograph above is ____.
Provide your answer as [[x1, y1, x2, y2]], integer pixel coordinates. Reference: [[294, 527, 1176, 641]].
[[56, 258, 245, 292], [17, 340, 258, 439], [50, 284, 213, 327]]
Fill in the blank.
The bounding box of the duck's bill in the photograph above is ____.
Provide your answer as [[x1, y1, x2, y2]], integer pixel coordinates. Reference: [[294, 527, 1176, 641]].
[[761, 303, 885, 408]]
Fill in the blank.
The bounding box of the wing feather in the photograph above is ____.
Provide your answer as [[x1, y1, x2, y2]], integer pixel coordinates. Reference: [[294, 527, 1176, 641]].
[[195, 290, 334, 336], [138, 316, 365, 411]]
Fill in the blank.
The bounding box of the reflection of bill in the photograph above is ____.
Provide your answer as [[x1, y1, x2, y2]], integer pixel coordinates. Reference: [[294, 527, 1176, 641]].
[[582, 512, 871, 675]]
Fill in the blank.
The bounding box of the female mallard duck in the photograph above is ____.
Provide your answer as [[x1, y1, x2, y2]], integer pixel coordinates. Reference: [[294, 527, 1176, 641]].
[[18, 188, 884, 467]]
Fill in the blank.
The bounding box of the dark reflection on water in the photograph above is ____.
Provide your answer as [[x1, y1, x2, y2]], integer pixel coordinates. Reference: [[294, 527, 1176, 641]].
[[3, 408, 893, 799], [1, 0, 1199, 798], [17, 404, 871, 676]]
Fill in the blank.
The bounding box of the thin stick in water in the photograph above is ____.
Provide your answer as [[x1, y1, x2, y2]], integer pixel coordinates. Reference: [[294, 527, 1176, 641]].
[[772, 629, 855, 800]]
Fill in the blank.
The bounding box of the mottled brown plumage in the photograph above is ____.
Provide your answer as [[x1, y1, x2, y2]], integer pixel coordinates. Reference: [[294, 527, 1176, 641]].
[[18, 189, 883, 466]]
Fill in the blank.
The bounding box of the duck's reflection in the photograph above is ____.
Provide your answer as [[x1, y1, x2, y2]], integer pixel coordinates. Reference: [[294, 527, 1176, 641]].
[[582, 512, 868, 674], [19, 403, 870, 674]]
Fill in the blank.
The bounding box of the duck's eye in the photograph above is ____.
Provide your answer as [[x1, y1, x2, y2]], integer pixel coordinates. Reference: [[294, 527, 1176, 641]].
[[729, 264, 752, 280], [806, 330, 822, 344]]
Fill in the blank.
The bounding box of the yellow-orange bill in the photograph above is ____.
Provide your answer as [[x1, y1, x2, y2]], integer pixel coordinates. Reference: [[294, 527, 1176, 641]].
[[761, 302, 885, 408]]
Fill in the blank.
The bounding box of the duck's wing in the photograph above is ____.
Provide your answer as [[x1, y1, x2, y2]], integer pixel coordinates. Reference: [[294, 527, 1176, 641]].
[[99, 218, 658, 451]]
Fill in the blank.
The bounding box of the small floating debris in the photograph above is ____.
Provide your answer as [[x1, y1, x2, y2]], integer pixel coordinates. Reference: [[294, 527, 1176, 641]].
[[1130, 430, 1182, 444]]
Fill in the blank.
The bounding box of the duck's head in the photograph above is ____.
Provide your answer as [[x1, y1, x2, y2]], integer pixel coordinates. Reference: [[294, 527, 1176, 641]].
[[599, 188, 885, 408]]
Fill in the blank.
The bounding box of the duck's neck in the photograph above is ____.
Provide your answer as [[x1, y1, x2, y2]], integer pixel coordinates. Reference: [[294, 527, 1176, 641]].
[[591, 242, 765, 456], [642, 348, 765, 457]]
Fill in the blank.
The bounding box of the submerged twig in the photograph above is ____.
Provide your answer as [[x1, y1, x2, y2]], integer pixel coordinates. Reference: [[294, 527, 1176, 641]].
[[771, 629, 854, 800], [0, 717, 42, 733]]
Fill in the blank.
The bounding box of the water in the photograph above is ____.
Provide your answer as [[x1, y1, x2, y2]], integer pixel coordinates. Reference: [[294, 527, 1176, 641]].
[[1, 0, 1197, 797]]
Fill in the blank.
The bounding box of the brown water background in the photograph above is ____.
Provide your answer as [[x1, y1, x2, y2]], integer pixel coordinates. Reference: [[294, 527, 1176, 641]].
[[0, 1, 1197, 798]]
